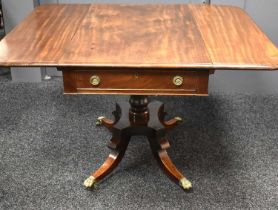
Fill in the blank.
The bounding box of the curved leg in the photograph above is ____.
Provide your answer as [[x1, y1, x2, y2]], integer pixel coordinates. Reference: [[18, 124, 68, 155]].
[[163, 117, 183, 129], [96, 104, 123, 130], [96, 116, 114, 128], [84, 136, 130, 188], [150, 102, 183, 129], [148, 137, 192, 190]]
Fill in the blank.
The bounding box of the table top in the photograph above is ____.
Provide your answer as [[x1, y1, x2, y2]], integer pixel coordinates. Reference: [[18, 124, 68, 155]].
[[0, 4, 277, 70]]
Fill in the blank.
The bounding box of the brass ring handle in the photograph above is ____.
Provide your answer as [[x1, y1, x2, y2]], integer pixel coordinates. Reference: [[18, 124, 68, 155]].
[[90, 75, 101, 86], [173, 76, 183, 86]]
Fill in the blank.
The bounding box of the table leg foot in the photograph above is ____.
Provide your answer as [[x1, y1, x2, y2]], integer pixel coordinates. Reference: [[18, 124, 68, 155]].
[[179, 177, 192, 190], [84, 175, 96, 188]]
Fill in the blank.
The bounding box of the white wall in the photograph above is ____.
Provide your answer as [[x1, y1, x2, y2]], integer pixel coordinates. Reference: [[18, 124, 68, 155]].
[[212, 0, 244, 8]]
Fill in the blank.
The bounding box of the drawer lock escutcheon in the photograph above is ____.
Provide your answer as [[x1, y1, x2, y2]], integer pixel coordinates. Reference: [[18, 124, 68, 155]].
[[90, 75, 101, 86], [173, 76, 183, 86]]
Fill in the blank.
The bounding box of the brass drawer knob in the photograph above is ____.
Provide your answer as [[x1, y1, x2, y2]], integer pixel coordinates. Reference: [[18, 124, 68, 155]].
[[90, 75, 101, 86], [173, 76, 183, 86]]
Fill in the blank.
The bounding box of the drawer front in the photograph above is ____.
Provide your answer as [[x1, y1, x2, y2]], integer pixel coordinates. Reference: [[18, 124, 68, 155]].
[[62, 69, 209, 96]]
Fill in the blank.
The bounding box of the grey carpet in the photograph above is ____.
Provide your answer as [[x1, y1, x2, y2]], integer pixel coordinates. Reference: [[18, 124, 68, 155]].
[[0, 77, 277, 210]]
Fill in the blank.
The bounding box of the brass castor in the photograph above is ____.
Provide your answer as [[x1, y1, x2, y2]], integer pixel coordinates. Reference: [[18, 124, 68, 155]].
[[179, 177, 192, 190], [84, 176, 97, 188], [96, 116, 105, 126], [174, 116, 183, 123]]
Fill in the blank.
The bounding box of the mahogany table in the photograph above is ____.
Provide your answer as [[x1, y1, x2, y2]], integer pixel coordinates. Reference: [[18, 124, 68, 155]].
[[0, 4, 277, 191]]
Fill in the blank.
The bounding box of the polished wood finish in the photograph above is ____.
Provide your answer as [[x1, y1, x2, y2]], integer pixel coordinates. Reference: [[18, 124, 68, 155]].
[[0, 5, 89, 66], [90, 136, 130, 182], [61, 68, 209, 95], [189, 5, 278, 70], [0, 4, 277, 70], [85, 96, 192, 190]]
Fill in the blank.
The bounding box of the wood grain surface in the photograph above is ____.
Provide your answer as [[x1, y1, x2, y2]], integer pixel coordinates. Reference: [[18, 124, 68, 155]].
[[0, 4, 277, 70], [189, 5, 278, 70], [62, 68, 209, 95]]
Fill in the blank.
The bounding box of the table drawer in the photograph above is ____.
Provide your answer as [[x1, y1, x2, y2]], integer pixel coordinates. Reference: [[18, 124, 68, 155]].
[[62, 69, 209, 96]]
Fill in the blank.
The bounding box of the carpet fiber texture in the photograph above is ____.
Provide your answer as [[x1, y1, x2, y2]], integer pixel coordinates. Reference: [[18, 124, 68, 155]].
[[0, 78, 277, 210]]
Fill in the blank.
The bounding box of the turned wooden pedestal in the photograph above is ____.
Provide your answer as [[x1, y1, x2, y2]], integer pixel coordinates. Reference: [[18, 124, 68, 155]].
[[83, 95, 192, 190]]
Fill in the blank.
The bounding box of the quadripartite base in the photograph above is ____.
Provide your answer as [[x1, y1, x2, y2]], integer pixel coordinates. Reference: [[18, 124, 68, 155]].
[[84, 96, 192, 191]]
